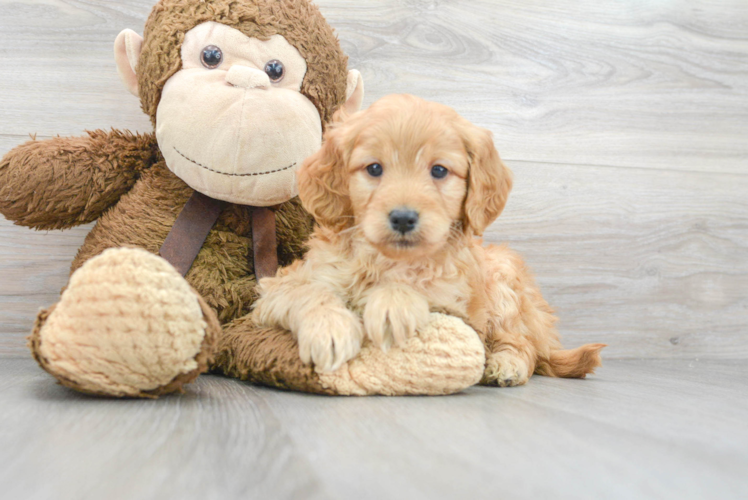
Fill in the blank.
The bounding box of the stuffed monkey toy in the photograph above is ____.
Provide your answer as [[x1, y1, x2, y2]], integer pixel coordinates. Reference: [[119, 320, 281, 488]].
[[0, 0, 486, 397]]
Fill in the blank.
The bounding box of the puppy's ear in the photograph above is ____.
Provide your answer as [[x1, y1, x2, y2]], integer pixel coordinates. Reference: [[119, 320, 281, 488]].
[[461, 125, 513, 236], [298, 122, 353, 231]]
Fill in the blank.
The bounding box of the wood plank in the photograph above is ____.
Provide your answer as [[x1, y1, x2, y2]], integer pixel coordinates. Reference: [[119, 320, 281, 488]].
[[1, 0, 747, 172], [259, 359, 748, 500], [0, 358, 745, 499], [0, 358, 328, 500], [487, 160, 748, 359], [0, 0, 153, 136], [325, 0, 748, 173], [0, 221, 92, 356]]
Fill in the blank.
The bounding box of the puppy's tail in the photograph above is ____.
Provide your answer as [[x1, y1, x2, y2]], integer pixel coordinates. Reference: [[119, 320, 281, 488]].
[[535, 343, 606, 378]]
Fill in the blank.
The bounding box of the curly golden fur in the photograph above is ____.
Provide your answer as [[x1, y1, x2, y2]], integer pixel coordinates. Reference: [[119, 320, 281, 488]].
[[254, 94, 605, 383]]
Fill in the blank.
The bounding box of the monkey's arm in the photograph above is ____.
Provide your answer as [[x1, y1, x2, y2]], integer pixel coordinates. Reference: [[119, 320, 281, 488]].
[[0, 129, 158, 230]]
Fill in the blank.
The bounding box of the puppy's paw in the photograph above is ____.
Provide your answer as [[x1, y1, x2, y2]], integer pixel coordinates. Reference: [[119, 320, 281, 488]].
[[363, 286, 430, 350], [484, 350, 531, 387], [297, 306, 364, 373]]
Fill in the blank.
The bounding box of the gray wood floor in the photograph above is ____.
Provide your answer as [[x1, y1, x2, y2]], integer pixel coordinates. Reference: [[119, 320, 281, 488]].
[[1, 1, 747, 498], [0, 358, 746, 500]]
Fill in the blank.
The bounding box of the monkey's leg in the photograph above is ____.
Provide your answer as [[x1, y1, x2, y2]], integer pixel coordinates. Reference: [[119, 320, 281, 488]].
[[29, 247, 220, 398], [213, 313, 486, 396]]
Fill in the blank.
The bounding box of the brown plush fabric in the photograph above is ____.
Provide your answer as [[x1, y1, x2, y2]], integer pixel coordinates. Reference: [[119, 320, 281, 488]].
[[138, 0, 349, 127], [0, 0, 346, 397], [159, 191, 227, 277], [69, 160, 313, 324], [11, 144, 318, 396], [0, 130, 158, 230], [213, 314, 333, 394]]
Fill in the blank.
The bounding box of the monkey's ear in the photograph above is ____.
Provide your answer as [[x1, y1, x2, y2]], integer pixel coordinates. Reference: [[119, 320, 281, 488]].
[[344, 69, 365, 114], [114, 29, 143, 97]]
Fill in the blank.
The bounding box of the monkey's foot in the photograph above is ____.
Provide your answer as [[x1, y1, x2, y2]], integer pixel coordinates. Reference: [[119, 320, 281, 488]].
[[29, 247, 220, 398], [318, 313, 485, 396]]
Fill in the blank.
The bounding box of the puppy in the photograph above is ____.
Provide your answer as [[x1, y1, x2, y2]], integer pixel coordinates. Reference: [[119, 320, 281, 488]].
[[253, 94, 604, 386]]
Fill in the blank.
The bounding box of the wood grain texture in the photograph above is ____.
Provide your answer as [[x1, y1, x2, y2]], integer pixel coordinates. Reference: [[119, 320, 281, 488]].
[[0, 0, 153, 136], [0, 358, 746, 499], [493, 161, 748, 358], [2, 0, 747, 171], [1, 0, 747, 358], [0, 359, 327, 500]]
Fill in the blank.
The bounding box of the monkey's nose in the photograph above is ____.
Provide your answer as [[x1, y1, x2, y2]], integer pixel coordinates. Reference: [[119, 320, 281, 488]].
[[389, 209, 419, 234], [226, 65, 270, 90]]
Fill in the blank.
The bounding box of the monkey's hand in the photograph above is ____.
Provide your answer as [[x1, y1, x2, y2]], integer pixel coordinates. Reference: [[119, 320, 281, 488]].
[[0, 130, 158, 230]]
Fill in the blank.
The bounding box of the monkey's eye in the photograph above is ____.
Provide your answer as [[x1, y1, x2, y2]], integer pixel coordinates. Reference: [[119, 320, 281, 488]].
[[264, 60, 285, 82], [366, 163, 383, 177], [201, 45, 223, 69], [431, 165, 449, 179]]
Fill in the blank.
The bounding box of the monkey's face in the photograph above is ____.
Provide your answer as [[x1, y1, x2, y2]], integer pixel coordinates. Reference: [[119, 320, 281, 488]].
[[155, 22, 322, 206]]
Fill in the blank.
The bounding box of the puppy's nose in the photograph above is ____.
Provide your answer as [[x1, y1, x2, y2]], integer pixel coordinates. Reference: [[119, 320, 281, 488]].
[[389, 209, 419, 234]]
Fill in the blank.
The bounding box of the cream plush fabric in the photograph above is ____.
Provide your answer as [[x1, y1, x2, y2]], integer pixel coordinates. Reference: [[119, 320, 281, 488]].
[[37, 248, 208, 397], [318, 313, 486, 396], [114, 29, 143, 96], [156, 22, 323, 206]]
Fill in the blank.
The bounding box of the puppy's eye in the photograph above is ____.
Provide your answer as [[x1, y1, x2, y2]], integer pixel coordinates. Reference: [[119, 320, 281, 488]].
[[431, 165, 449, 179], [366, 163, 383, 177], [201, 45, 223, 69], [264, 60, 285, 82]]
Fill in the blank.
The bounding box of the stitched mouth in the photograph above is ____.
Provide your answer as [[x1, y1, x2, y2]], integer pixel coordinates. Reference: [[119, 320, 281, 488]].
[[174, 147, 296, 177]]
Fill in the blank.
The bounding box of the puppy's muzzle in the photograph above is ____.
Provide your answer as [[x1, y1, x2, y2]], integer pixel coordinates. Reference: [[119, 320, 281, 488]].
[[389, 208, 419, 235]]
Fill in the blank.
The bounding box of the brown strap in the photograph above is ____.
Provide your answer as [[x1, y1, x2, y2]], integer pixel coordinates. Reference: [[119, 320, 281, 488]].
[[159, 192, 279, 281], [251, 207, 278, 280], [160, 191, 226, 277]]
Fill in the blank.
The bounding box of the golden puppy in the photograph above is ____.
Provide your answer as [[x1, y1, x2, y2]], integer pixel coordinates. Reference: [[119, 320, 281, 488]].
[[253, 94, 604, 385]]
